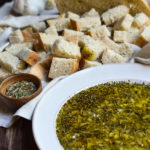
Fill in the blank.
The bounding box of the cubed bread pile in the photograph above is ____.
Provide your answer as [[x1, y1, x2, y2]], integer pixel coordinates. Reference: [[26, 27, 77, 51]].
[[0, 5, 150, 81]]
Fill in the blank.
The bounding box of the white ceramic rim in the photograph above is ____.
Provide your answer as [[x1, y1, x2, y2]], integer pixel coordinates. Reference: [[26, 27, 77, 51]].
[[32, 63, 150, 150]]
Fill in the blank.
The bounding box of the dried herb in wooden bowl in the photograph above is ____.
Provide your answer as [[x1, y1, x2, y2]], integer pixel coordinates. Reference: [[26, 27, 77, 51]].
[[5, 80, 37, 99], [56, 82, 150, 150]]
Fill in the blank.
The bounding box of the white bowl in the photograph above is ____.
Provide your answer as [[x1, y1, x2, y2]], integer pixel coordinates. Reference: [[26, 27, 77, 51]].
[[32, 63, 150, 150]]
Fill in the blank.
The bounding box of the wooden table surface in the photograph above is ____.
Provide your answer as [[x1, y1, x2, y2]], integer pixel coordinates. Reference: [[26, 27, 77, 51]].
[[0, 1, 38, 150], [0, 118, 38, 150]]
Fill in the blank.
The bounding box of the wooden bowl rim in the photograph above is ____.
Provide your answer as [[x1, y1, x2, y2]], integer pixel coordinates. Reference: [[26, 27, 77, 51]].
[[0, 73, 42, 101]]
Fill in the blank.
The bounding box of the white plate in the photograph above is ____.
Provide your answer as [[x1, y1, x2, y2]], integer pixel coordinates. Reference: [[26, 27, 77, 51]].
[[32, 63, 150, 150]]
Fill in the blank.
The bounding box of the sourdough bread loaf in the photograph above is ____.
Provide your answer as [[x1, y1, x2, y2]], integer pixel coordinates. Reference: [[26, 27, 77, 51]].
[[55, 0, 150, 17]]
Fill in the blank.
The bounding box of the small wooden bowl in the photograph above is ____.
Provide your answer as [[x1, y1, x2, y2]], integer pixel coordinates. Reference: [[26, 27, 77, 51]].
[[0, 73, 42, 110]]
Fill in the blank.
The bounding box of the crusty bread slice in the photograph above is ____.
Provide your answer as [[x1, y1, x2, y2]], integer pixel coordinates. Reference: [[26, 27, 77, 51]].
[[0, 67, 12, 82], [113, 14, 134, 31], [101, 49, 126, 64], [29, 64, 47, 80], [71, 17, 101, 31], [102, 5, 129, 25], [48, 57, 79, 79], [17, 48, 41, 66], [47, 18, 71, 31], [81, 8, 100, 18], [88, 25, 111, 40], [44, 26, 58, 36], [80, 59, 101, 69], [113, 31, 128, 43], [134, 25, 150, 47], [31, 21, 47, 32], [0, 51, 26, 73], [9, 29, 24, 44], [55, 0, 150, 17], [52, 39, 81, 59]]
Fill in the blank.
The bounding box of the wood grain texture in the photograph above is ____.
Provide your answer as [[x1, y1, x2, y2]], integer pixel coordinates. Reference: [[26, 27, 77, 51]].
[[0, 119, 38, 150]]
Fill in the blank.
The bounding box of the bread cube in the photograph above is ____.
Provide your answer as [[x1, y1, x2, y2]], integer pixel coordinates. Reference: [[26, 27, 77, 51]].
[[29, 64, 46, 80], [44, 26, 58, 36], [112, 43, 134, 61], [101, 37, 120, 50], [22, 27, 34, 42], [71, 17, 101, 31], [126, 27, 140, 43], [66, 11, 80, 19], [114, 14, 134, 31], [0, 51, 26, 73], [0, 67, 12, 82], [80, 59, 101, 69], [133, 13, 150, 28], [31, 21, 47, 32], [118, 43, 134, 61], [134, 25, 150, 47], [48, 57, 79, 79], [64, 35, 78, 45], [79, 35, 105, 60], [40, 54, 54, 70], [102, 5, 129, 25], [101, 49, 126, 64], [63, 29, 83, 44], [88, 25, 111, 40], [17, 48, 41, 66], [81, 42, 105, 61], [52, 39, 81, 59], [6, 42, 33, 55], [33, 33, 62, 52], [81, 8, 100, 18], [47, 18, 71, 31], [9, 29, 24, 44], [113, 31, 128, 43]]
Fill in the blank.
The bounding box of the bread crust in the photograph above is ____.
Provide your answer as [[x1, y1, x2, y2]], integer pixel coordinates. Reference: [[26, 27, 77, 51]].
[[29, 64, 47, 80], [56, 0, 150, 17], [72, 59, 79, 72], [40, 55, 56, 70], [134, 35, 149, 47], [22, 27, 34, 42], [26, 52, 41, 66]]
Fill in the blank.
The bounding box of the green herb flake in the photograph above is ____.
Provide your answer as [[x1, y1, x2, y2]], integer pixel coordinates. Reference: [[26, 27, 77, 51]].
[[5, 80, 37, 99], [56, 82, 150, 150]]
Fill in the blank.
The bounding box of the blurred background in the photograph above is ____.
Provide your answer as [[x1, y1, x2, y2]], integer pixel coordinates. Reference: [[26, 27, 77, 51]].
[[0, 0, 12, 7]]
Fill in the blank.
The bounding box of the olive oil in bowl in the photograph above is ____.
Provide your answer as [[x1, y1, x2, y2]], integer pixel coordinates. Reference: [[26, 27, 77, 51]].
[[56, 82, 150, 150]]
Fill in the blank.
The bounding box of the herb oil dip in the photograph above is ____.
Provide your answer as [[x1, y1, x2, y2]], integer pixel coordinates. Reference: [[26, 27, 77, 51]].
[[5, 80, 37, 99], [56, 82, 150, 150]]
